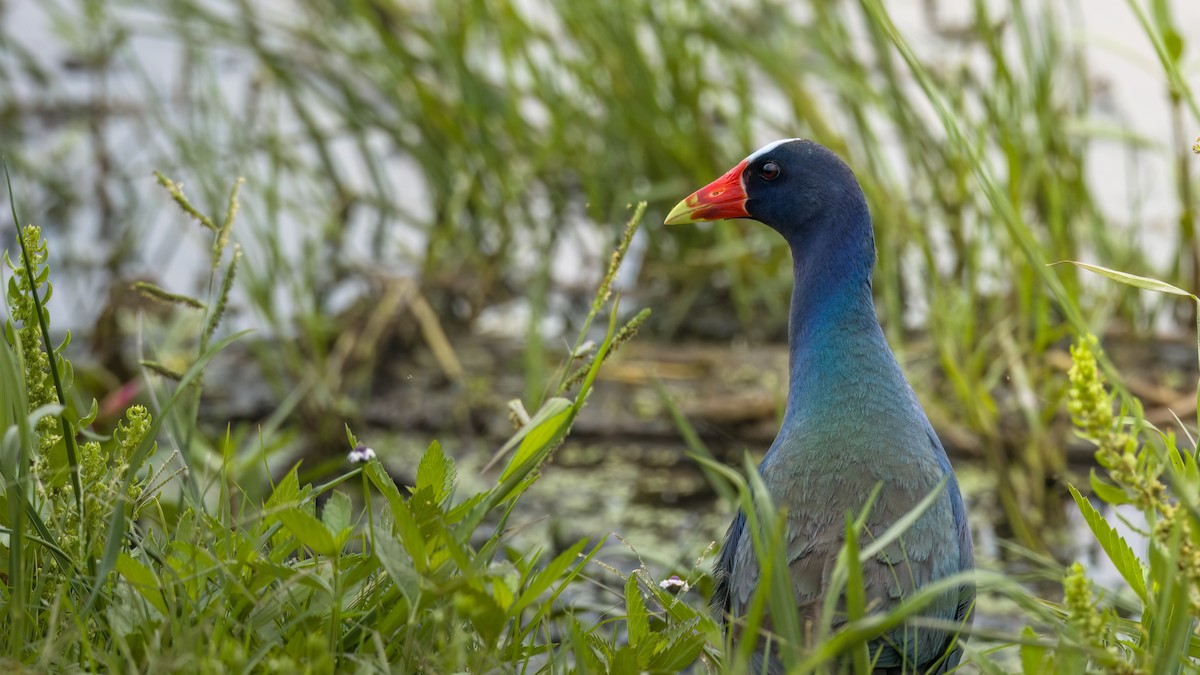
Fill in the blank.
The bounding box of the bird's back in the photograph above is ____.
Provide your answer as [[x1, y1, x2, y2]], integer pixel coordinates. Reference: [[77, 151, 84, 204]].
[[712, 339, 974, 672]]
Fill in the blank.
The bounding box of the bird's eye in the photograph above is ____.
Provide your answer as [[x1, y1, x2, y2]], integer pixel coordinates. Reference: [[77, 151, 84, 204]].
[[760, 161, 780, 181]]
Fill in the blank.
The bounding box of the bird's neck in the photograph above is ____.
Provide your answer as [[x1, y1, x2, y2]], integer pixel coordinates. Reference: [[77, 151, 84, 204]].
[[780, 201, 901, 427]]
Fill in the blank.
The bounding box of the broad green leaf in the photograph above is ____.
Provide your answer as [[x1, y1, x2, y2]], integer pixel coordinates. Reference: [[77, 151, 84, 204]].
[[374, 530, 421, 604], [278, 507, 337, 556], [646, 617, 706, 671], [365, 462, 428, 570], [322, 490, 352, 534], [611, 645, 639, 673], [1054, 260, 1196, 298], [116, 553, 168, 616], [1068, 485, 1147, 602], [624, 574, 649, 650], [416, 440, 455, 505]]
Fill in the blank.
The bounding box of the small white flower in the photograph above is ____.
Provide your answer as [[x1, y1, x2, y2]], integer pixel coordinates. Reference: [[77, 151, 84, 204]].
[[348, 445, 376, 463], [658, 575, 689, 594]]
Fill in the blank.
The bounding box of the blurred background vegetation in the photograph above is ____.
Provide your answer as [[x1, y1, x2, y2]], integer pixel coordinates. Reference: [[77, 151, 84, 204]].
[[2, 0, 1199, 619]]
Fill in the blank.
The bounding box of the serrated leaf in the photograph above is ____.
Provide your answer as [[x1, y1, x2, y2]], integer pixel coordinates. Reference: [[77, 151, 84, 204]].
[[278, 507, 337, 556], [416, 440, 455, 505], [365, 462, 427, 570], [646, 617, 706, 671], [374, 530, 421, 604], [624, 574, 649, 650], [611, 645, 640, 672], [569, 617, 608, 673], [265, 466, 300, 512], [1069, 484, 1147, 602], [322, 490, 352, 534]]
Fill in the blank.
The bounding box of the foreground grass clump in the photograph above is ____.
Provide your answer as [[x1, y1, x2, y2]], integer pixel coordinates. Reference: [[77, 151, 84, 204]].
[[0, 180, 725, 671]]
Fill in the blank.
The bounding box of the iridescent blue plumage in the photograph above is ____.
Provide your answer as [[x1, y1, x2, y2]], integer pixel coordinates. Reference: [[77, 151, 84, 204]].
[[668, 139, 974, 673]]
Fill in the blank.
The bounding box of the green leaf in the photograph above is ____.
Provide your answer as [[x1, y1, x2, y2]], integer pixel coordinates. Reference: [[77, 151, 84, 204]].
[[646, 617, 706, 671], [513, 538, 607, 646], [510, 539, 588, 617], [1148, 519, 1193, 675], [624, 574, 649, 651], [490, 561, 519, 611], [416, 440, 455, 505], [568, 617, 609, 673], [1089, 470, 1133, 506], [1068, 484, 1147, 602], [265, 466, 300, 513], [498, 397, 573, 482], [611, 645, 639, 673], [1151, 0, 1185, 62], [322, 490, 352, 534], [374, 530, 421, 604], [365, 461, 427, 570], [278, 507, 337, 556], [1053, 260, 1196, 298], [116, 553, 168, 616], [444, 491, 488, 525], [1019, 626, 1050, 674], [485, 396, 572, 473], [842, 513, 871, 673]]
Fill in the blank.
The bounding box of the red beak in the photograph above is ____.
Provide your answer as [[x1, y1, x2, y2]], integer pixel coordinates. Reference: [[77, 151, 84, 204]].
[[664, 160, 751, 225]]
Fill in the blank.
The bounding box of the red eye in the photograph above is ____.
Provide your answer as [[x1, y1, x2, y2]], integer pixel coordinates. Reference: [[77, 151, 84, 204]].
[[760, 161, 780, 180]]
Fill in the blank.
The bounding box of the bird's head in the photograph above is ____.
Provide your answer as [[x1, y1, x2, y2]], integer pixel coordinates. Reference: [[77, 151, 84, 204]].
[[664, 138, 865, 244]]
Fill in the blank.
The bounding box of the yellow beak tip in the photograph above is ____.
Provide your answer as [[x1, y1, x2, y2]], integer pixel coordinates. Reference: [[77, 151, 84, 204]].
[[664, 199, 697, 226]]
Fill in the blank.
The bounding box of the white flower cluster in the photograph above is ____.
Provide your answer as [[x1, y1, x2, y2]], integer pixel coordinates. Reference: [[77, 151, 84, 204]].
[[348, 445, 377, 463], [658, 575, 689, 594]]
